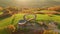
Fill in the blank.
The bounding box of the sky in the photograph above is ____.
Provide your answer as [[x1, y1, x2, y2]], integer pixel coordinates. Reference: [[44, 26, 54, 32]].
[[0, 0, 60, 8]]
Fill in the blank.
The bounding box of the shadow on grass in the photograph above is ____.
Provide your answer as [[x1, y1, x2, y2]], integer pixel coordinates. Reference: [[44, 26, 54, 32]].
[[0, 15, 12, 21]]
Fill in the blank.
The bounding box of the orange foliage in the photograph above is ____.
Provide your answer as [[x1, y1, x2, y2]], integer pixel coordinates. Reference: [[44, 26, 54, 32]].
[[7, 25, 16, 32], [43, 30, 58, 34], [48, 6, 60, 11], [0, 7, 3, 10]]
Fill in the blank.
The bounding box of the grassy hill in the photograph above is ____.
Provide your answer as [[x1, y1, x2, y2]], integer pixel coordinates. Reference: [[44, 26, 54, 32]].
[[0, 13, 60, 34]]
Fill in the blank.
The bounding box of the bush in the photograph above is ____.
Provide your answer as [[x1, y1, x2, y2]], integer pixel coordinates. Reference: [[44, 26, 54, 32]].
[[7, 25, 16, 32]]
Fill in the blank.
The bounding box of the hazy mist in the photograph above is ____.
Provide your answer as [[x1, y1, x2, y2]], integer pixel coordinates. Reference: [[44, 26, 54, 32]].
[[0, 0, 60, 8]]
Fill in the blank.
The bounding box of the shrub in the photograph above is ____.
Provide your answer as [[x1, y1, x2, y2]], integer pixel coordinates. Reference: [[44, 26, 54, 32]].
[[7, 25, 16, 32]]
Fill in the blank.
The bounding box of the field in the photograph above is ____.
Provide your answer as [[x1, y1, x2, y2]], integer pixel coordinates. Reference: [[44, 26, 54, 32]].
[[0, 13, 60, 34]]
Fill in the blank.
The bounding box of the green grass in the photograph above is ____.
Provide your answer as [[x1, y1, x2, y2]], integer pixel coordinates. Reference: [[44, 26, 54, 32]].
[[0, 11, 3, 15], [0, 13, 60, 34]]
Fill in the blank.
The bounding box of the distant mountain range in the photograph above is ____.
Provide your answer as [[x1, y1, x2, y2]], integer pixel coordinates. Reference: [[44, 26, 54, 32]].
[[0, 0, 60, 8]]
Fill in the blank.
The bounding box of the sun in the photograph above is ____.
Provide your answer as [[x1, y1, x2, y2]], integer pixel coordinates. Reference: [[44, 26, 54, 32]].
[[21, 0, 26, 2], [16, 0, 28, 2], [14, 0, 31, 5]]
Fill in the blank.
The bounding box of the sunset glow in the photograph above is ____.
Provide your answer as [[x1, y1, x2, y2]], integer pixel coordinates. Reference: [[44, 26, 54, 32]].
[[16, 0, 29, 2]]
